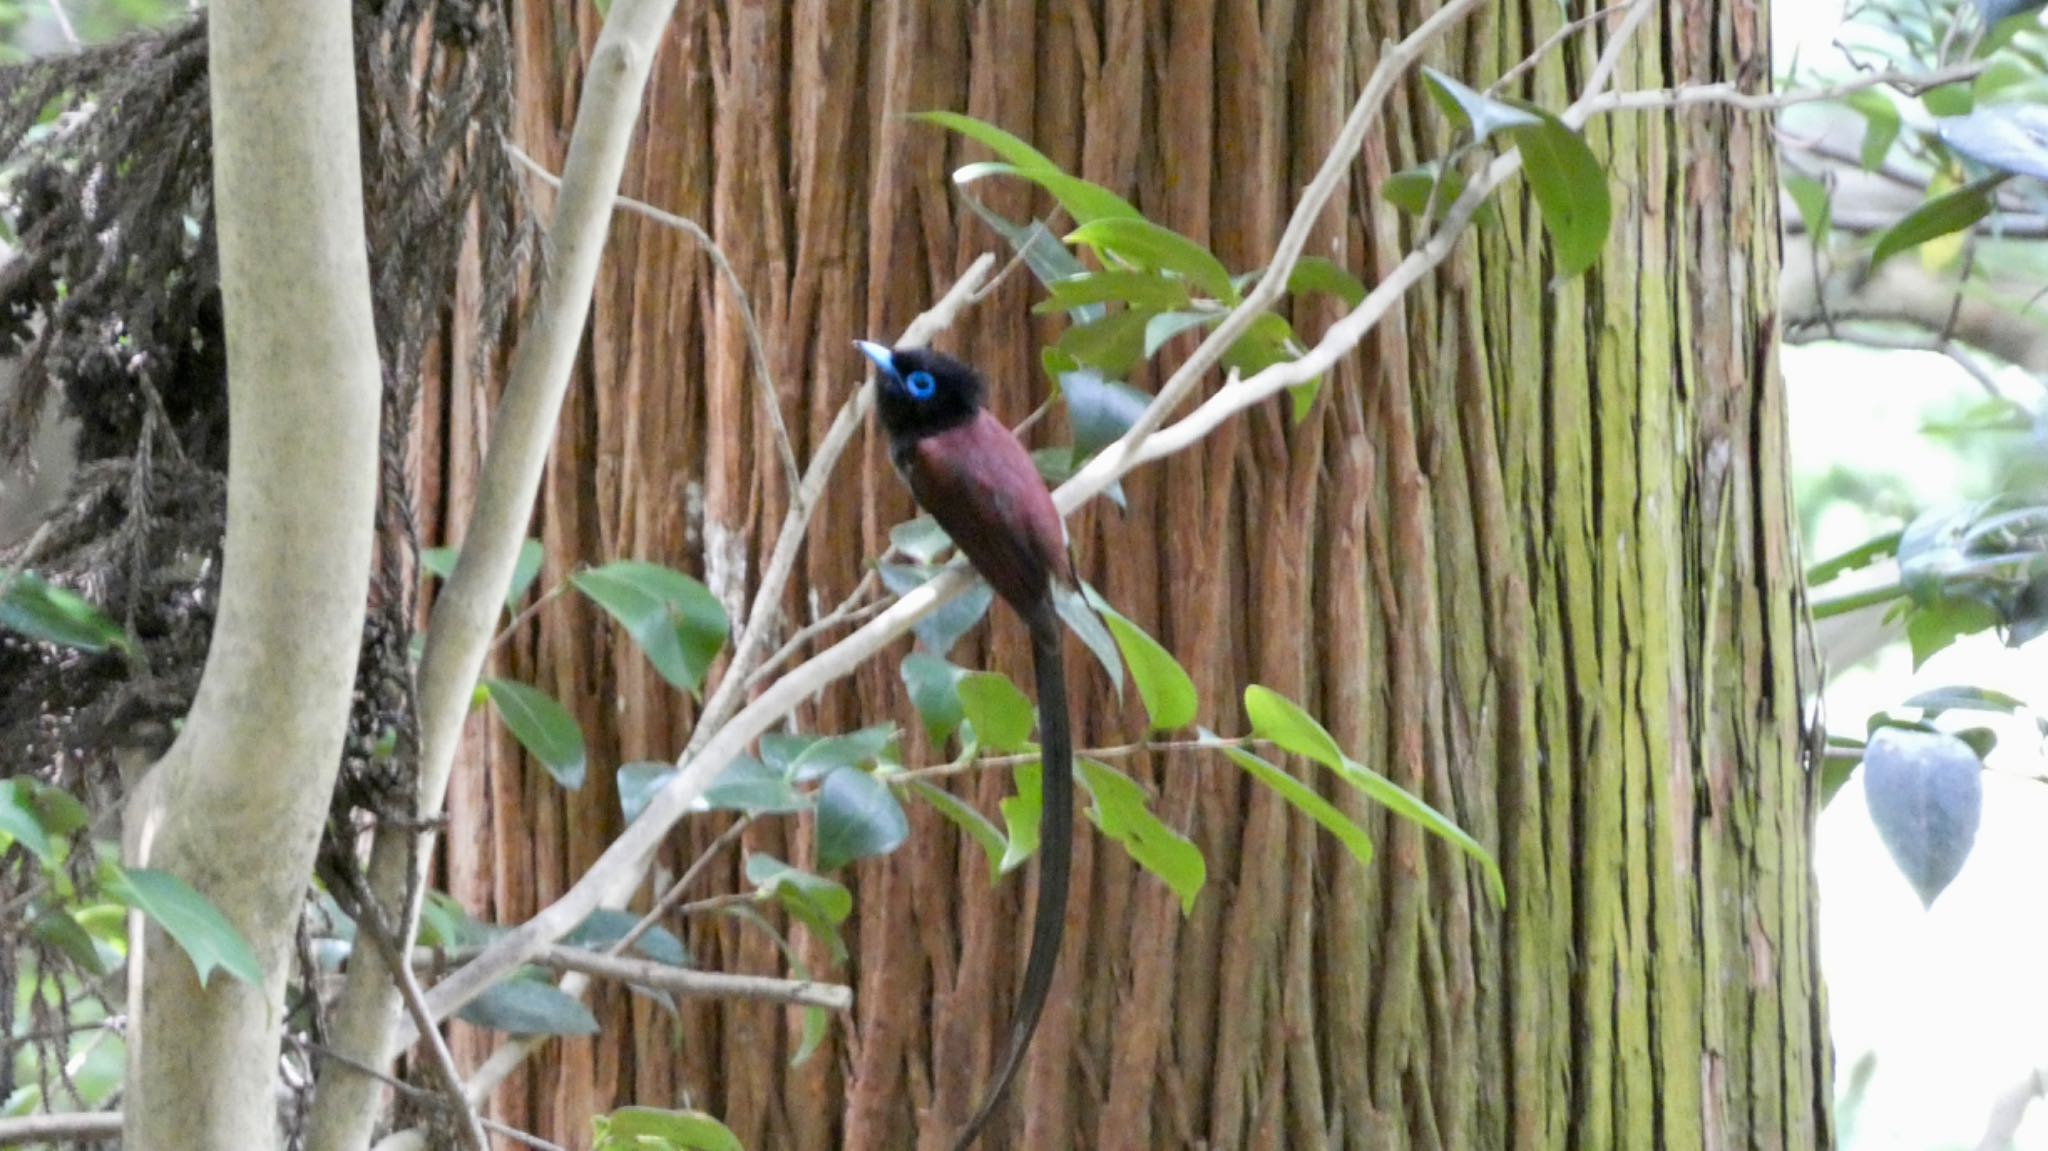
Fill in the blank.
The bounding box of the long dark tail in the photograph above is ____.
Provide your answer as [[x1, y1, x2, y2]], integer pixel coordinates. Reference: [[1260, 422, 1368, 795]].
[[952, 598, 1072, 1150]]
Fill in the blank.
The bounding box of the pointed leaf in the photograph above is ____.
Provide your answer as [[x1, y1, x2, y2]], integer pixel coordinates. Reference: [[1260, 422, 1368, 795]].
[[1207, 732, 1374, 870], [878, 562, 995, 657], [1076, 759, 1205, 913], [1784, 174, 1832, 248], [457, 978, 599, 1036], [1845, 87, 1903, 170], [1054, 583, 1124, 697], [1143, 310, 1217, 358], [745, 853, 851, 964], [1871, 176, 2003, 269], [815, 768, 911, 871], [787, 724, 898, 782], [0, 571, 130, 653], [1862, 726, 1983, 906], [482, 678, 587, 789], [105, 865, 263, 989], [1064, 218, 1238, 302], [1082, 588, 1194, 729], [1287, 256, 1368, 308], [901, 653, 969, 741], [0, 781, 54, 866], [700, 755, 811, 814], [597, 1107, 744, 1151], [905, 779, 1008, 879], [1245, 686, 1505, 906], [1058, 307, 1153, 376], [998, 761, 1043, 873], [565, 909, 690, 968], [31, 907, 107, 976], [1506, 109, 1611, 279], [1421, 66, 1542, 143], [951, 159, 1143, 227], [1904, 685, 2026, 717], [571, 562, 730, 695], [1058, 369, 1152, 459], [1035, 270, 1192, 314], [507, 539, 545, 608], [959, 671, 1035, 752]]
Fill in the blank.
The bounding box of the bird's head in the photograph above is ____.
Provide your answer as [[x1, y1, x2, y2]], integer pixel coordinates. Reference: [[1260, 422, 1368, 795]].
[[855, 340, 986, 441]]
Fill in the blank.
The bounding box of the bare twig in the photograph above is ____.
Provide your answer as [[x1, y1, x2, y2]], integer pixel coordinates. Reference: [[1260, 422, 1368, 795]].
[[746, 569, 887, 687], [409, 942, 852, 1010], [619, 812, 753, 954], [1581, 60, 1987, 116], [508, 143, 800, 496], [1488, 0, 1638, 97], [0, 1112, 119, 1146], [489, 580, 569, 653]]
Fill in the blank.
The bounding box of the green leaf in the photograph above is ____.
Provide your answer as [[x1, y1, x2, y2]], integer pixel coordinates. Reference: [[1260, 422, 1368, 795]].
[[1058, 369, 1151, 459], [952, 160, 1143, 227], [702, 755, 811, 814], [571, 561, 731, 696], [0, 571, 130, 653], [889, 515, 955, 564], [787, 724, 898, 782], [616, 761, 671, 823], [1065, 218, 1239, 303], [507, 539, 545, 608], [30, 907, 107, 976], [1143, 310, 1218, 359], [1209, 734, 1374, 870], [1075, 759, 1205, 913], [1421, 66, 1542, 143], [1035, 270, 1192, 315], [419, 539, 542, 612], [1506, 109, 1612, 280], [1871, 176, 2003, 269], [1058, 307, 1153, 376], [482, 678, 587, 789], [596, 1107, 744, 1151], [1287, 256, 1368, 309], [1904, 685, 2027, 716], [901, 653, 968, 741], [1082, 588, 1195, 729], [0, 781, 54, 866], [905, 779, 1008, 879], [1783, 174, 1833, 248], [1053, 583, 1124, 697], [565, 909, 689, 968], [28, 783, 88, 839], [913, 110, 1062, 174], [1905, 596, 2001, 668], [1243, 686, 1506, 906], [959, 672, 1035, 752], [105, 865, 263, 989], [745, 853, 851, 964], [1923, 82, 1974, 118], [1845, 87, 1902, 170], [998, 762, 1043, 873], [1807, 530, 1901, 585], [815, 767, 911, 871], [877, 562, 995, 657], [457, 978, 600, 1036]]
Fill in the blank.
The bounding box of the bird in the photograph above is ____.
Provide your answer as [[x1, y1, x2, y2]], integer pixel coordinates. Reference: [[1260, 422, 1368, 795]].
[[855, 338, 1073, 1150]]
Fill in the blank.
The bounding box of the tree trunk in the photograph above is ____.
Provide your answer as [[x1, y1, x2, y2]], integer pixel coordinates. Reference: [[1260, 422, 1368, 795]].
[[426, 1, 1824, 1148]]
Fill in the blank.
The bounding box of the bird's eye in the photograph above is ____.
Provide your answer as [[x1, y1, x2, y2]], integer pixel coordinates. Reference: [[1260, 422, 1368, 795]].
[[905, 370, 937, 399]]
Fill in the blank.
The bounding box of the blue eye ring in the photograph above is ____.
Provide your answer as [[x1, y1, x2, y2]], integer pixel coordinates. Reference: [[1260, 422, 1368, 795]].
[[905, 370, 937, 399]]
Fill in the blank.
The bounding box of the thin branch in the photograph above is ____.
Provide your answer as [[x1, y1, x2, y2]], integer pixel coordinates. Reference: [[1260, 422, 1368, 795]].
[[1581, 59, 1987, 116], [0, 1112, 119, 1146], [292, 1037, 570, 1151], [619, 812, 753, 954], [508, 143, 800, 498], [745, 570, 887, 687], [1784, 323, 2011, 400], [412, 942, 852, 1011], [1488, 0, 1637, 97], [490, 580, 569, 653]]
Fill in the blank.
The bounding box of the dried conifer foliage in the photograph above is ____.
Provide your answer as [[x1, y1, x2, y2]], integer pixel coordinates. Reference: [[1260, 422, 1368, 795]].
[[0, 1, 532, 839]]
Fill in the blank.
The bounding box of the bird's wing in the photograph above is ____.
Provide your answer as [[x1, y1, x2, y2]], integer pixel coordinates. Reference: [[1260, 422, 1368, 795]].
[[904, 410, 1068, 612]]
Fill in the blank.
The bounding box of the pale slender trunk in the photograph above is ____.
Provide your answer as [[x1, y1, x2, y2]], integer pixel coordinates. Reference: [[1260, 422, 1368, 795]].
[[125, 0, 382, 1146]]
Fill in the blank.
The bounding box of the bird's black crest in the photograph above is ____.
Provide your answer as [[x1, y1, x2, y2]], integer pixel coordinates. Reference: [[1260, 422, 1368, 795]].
[[867, 344, 987, 442]]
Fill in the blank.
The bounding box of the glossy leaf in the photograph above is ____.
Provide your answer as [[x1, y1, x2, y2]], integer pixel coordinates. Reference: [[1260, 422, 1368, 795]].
[[815, 767, 911, 871], [105, 865, 263, 989], [482, 678, 587, 789], [1143, 310, 1217, 358], [1076, 759, 1205, 913], [571, 561, 730, 695], [1210, 735, 1375, 870], [1065, 217, 1238, 302], [877, 561, 996, 657], [1506, 109, 1612, 280], [1421, 66, 1542, 143], [746, 853, 851, 963], [1861, 726, 1983, 907], [565, 908, 689, 968], [1054, 583, 1125, 697], [1904, 685, 2026, 716], [419, 539, 542, 613], [1244, 685, 1506, 906], [959, 671, 1035, 752], [901, 653, 968, 741], [787, 724, 898, 782], [1058, 307, 1152, 375], [457, 978, 600, 1036], [31, 907, 107, 976], [1058, 368, 1151, 459], [905, 779, 1008, 879], [616, 761, 671, 823], [0, 781, 54, 865], [1082, 587, 1195, 729], [952, 160, 1143, 227], [0, 571, 129, 653], [701, 755, 810, 814], [595, 1107, 744, 1151], [1871, 176, 2002, 269], [1035, 270, 1192, 315]]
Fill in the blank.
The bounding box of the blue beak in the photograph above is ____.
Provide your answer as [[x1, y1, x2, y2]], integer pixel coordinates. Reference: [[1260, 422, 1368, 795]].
[[854, 340, 896, 379]]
